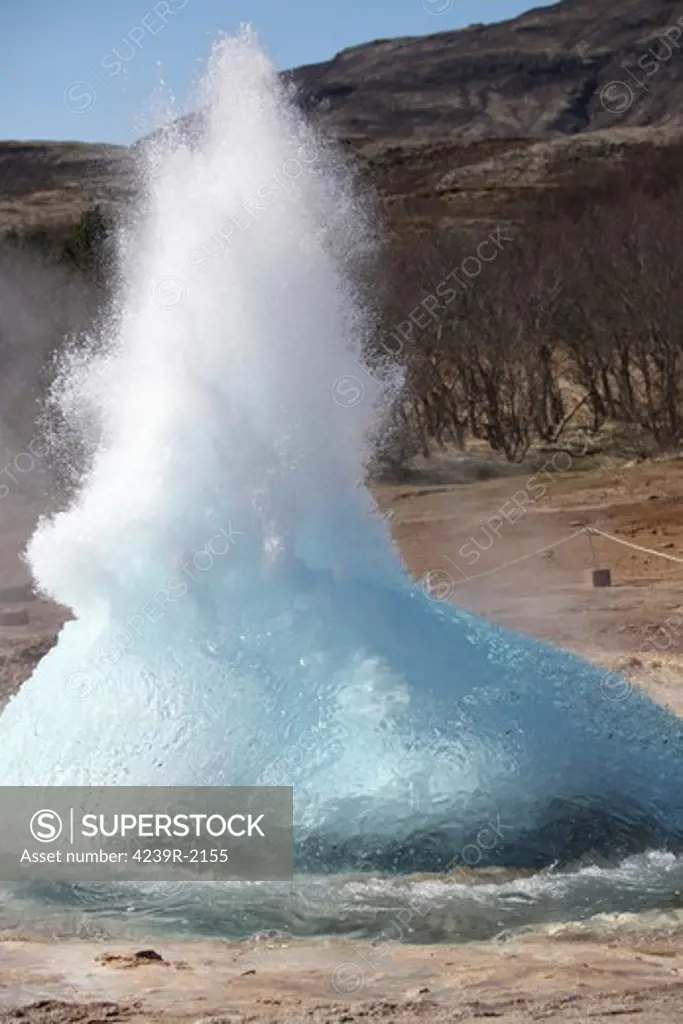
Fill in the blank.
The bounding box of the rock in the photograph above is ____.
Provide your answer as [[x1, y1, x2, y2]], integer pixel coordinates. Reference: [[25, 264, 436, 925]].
[[253, 929, 290, 942], [95, 950, 166, 968], [134, 949, 164, 961]]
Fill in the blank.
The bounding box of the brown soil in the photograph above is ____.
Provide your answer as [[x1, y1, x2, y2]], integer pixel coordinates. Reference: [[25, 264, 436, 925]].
[[5, 923, 683, 1023], [377, 453, 683, 716]]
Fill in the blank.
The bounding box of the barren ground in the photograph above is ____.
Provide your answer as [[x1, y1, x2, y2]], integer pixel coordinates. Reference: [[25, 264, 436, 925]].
[[4, 454, 683, 1021], [378, 454, 683, 717]]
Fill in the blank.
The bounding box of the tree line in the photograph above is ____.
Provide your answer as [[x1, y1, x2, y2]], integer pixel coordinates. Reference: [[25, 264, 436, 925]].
[[368, 173, 683, 476], [6, 172, 683, 479]]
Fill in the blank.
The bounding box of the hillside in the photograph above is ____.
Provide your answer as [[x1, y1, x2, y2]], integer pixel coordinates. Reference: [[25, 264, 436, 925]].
[[286, 0, 683, 142], [4, 0, 683, 237]]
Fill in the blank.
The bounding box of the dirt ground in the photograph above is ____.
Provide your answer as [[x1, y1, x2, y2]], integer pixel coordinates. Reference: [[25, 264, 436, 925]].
[[4, 454, 683, 1021], [5, 920, 683, 1023], [377, 453, 683, 717]]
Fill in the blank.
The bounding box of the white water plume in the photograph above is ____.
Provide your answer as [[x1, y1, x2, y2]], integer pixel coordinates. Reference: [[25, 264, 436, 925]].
[[1, 31, 683, 878]]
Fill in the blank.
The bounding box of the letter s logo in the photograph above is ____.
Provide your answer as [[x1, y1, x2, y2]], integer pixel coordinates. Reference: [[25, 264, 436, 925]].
[[30, 809, 63, 842]]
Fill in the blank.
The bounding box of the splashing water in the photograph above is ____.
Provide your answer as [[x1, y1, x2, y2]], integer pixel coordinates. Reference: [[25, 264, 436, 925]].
[[2, 32, 683, 882]]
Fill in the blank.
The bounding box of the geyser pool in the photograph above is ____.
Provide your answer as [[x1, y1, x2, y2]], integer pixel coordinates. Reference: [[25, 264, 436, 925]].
[[1, 31, 683, 907]]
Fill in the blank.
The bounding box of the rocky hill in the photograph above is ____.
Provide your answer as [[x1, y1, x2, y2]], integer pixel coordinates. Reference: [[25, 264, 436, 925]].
[[286, 0, 683, 142], [3, 0, 683, 236], [0, 141, 133, 235]]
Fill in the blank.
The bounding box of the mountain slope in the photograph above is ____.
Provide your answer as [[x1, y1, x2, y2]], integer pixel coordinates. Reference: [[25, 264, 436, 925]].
[[3, 0, 683, 236], [284, 0, 683, 142]]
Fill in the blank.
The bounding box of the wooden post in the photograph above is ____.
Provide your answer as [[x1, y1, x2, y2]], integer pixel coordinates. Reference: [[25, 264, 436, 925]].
[[586, 567, 612, 588], [583, 528, 612, 586]]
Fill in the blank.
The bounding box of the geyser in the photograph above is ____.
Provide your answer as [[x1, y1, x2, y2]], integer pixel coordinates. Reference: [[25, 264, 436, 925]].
[[1, 31, 683, 873]]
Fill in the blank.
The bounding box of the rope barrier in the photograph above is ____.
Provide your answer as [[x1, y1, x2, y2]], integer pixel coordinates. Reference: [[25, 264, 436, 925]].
[[443, 528, 589, 585], [586, 526, 683, 566], [430, 524, 683, 589]]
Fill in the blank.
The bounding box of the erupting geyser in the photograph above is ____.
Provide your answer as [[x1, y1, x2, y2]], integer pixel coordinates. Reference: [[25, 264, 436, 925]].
[[2, 31, 683, 872]]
